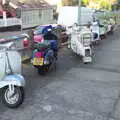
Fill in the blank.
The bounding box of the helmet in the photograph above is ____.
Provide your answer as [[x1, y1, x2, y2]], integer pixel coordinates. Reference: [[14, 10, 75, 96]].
[[43, 25, 53, 34], [47, 28, 52, 32]]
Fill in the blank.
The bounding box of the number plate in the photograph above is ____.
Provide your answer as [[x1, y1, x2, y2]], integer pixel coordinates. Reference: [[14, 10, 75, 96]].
[[33, 58, 44, 66]]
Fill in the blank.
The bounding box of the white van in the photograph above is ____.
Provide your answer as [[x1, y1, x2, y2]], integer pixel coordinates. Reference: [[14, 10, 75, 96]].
[[57, 6, 95, 27]]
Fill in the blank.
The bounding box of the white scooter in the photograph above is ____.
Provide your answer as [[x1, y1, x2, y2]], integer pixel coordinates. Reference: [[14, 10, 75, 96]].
[[70, 24, 93, 63], [0, 42, 25, 108], [107, 18, 115, 35]]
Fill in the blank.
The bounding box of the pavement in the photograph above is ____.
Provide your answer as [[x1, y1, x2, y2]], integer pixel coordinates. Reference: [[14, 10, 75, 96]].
[[0, 27, 120, 120]]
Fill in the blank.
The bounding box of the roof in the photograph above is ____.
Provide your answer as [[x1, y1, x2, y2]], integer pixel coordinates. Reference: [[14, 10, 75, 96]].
[[10, 0, 53, 9]]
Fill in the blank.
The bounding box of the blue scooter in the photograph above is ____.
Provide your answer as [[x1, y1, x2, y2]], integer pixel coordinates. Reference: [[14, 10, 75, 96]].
[[32, 39, 58, 75]]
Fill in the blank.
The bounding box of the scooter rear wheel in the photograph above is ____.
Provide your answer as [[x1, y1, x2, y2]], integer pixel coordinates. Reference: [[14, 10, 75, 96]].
[[37, 66, 48, 75], [2, 86, 24, 108]]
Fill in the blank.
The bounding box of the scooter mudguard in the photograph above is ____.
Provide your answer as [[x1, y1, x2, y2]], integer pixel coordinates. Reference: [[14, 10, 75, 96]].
[[0, 74, 25, 89]]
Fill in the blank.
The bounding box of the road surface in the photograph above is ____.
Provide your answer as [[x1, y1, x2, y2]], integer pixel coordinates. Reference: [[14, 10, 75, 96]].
[[0, 27, 120, 120]]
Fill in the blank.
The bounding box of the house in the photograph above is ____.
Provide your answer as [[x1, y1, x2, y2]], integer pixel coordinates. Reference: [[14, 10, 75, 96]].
[[0, 0, 16, 18], [0, 0, 54, 30]]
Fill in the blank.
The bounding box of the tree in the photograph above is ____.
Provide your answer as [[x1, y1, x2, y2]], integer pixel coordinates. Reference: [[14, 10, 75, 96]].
[[117, 0, 120, 3], [81, 0, 89, 6], [111, 0, 120, 10], [81, 0, 114, 10], [62, 0, 73, 6], [99, 0, 112, 10]]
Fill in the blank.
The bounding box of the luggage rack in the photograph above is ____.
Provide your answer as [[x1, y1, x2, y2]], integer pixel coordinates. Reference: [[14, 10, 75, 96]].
[[0, 42, 16, 51], [81, 33, 93, 46]]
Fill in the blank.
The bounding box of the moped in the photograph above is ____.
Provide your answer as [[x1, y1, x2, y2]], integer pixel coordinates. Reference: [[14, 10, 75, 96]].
[[70, 24, 93, 64], [0, 42, 25, 108]]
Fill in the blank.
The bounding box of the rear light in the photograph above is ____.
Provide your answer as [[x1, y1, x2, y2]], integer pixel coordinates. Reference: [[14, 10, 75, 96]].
[[23, 38, 29, 48]]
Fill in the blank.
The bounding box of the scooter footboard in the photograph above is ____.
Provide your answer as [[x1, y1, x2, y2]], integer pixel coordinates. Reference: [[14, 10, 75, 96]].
[[0, 74, 25, 88]]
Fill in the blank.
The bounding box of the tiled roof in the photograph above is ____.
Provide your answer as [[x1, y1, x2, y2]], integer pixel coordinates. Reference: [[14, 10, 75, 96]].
[[11, 0, 52, 9]]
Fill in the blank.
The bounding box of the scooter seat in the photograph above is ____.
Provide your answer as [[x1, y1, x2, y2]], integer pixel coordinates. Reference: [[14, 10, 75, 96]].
[[33, 42, 50, 51]]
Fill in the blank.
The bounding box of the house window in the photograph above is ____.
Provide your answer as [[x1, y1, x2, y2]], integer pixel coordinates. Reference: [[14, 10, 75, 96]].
[[39, 10, 42, 18], [53, 8, 58, 20], [16, 8, 21, 18]]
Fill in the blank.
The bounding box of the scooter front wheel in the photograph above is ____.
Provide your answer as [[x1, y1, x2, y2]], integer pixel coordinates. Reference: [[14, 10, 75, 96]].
[[2, 86, 24, 108]]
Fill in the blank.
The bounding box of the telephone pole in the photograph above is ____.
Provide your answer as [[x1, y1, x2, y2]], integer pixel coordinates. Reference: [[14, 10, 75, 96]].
[[79, 0, 81, 6], [78, 0, 81, 25]]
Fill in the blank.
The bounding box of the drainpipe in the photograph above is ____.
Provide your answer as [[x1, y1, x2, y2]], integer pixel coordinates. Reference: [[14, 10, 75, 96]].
[[2, 0, 7, 26]]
